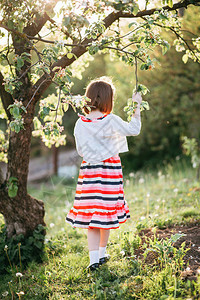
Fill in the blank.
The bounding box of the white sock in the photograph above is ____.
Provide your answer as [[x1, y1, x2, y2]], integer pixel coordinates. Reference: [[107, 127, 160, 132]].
[[99, 246, 106, 259], [89, 250, 99, 265]]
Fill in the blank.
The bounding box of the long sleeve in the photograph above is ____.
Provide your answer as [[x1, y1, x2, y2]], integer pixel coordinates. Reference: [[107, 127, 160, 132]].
[[111, 114, 141, 137]]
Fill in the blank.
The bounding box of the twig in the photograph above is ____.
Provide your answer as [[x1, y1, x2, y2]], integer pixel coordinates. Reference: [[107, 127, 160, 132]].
[[54, 87, 61, 122], [151, 21, 200, 63], [27, 36, 79, 47], [135, 57, 138, 91], [103, 46, 145, 62], [25, 78, 51, 109]]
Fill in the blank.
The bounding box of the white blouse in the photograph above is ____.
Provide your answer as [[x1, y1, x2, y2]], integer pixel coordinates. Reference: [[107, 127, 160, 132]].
[[74, 113, 141, 163]]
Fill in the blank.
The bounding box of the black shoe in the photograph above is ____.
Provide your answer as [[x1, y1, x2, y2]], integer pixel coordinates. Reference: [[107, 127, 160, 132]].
[[99, 255, 110, 265], [87, 263, 99, 271]]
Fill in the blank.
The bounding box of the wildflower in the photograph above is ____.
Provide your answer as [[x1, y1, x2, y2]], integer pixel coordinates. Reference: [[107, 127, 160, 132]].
[[173, 188, 178, 193], [179, 198, 183, 202], [155, 205, 159, 210], [16, 272, 23, 277], [126, 179, 130, 186], [176, 156, 180, 160], [2, 291, 9, 297], [192, 162, 197, 168], [16, 291, 25, 296], [187, 193, 191, 196], [120, 250, 125, 256], [140, 216, 145, 220], [4, 245, 8, 250], [50, 223, 55, 228], [146, 193, 150, 198], [129, 172, 134, 177], [139, 178, 144, 184]]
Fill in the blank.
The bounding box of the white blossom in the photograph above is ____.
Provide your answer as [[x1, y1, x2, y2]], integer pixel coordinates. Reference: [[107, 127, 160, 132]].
[[139, 178, 145, 184]]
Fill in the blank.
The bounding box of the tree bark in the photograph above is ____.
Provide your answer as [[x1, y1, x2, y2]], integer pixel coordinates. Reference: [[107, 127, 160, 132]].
[[0, 99, 46, 238]]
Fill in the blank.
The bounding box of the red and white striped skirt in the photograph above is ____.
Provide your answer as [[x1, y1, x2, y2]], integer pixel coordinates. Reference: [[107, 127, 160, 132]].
[[66, 155, 130, 229]]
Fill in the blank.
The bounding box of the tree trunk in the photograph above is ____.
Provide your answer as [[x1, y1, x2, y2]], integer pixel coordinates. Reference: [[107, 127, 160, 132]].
[[0, 101, 46, 238]]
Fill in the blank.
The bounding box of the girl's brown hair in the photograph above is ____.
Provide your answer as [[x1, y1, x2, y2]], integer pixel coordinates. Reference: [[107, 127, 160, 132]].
[[84, 77, 115, 114]]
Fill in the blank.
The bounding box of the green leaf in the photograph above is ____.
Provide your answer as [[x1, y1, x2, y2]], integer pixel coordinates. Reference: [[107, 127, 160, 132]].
[[7, 177, 18, 198], [140, 101, 150, 111], [67, 53, 74, 59], [12, 106, 20, 118], [182, 54, 188, 64], [168, 0, 173, 8], [16, 57, 24, 70], [63, 103, 69, 112]]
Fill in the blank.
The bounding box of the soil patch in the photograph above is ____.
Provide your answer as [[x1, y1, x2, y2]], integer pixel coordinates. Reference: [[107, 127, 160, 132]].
[[136, 220, 200, 281]]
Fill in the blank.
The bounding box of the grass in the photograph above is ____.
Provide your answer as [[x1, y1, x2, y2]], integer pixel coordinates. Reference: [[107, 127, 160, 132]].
[[0, 159, 200, 299]]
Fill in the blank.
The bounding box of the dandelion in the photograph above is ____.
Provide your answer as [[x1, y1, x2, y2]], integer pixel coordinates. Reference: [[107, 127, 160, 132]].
[[50, 223, 55, 228], [173, 188, 178, 193], [187, 193, 191, 196], [4, 245, 8, 250], [129, 172, 135, 178], [120, 250, 125, 256], [182, 178, 188, 183], [139, 178, 145, 184], [155, 205, 159, 210], [146, 193, 150, 198], [16, 272, 23, 278], [140, 216, 145, 220], [2, 291, 9, 297], [179, 198, 183, 202]]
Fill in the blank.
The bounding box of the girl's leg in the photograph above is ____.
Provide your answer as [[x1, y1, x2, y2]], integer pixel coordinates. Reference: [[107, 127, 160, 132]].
[[99, 229, 110, 259], [87, 228, 100, 266]]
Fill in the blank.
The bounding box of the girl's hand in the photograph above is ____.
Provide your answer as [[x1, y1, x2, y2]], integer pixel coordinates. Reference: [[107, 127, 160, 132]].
[[132, 92, 142, 105]]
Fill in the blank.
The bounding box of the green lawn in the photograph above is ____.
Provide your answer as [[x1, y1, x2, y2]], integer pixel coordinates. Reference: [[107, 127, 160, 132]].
[[0, 159, 200, 299]]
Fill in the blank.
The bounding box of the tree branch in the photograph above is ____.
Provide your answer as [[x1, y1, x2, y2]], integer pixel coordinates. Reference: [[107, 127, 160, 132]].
[[23, 0, 60, 37], [0, 71, 13, 120], [31, 0, 200, 103]]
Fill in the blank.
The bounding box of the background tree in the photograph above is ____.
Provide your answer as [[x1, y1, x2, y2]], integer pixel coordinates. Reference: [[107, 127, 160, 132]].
[[0, 0, 200, 240]]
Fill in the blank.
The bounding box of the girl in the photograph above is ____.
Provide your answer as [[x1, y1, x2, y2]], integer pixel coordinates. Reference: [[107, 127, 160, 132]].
[[66, 78, 142, 270]]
